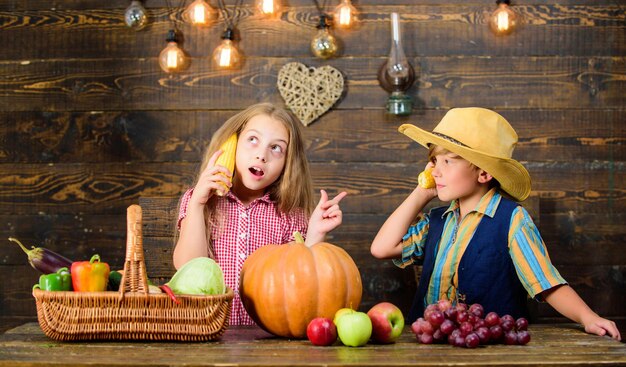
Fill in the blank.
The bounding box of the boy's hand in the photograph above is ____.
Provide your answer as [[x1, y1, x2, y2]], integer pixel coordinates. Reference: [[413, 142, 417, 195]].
[[582, 314, 621, 341], [305, 190, 348, 246], [417, 162, 438, 199], [544, 284, 621, 342], [190, 150, 232, 205]]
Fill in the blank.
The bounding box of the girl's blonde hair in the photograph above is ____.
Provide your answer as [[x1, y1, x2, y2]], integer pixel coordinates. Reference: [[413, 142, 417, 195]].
[[177, 103, 314, 258]]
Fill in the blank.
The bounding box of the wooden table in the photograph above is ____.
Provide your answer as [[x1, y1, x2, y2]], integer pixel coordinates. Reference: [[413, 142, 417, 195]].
[[0, 323, 624, 366]]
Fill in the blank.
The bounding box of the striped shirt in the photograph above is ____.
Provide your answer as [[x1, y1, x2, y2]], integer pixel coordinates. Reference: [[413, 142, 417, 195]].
[[394, 188, 566, 305], [177, 188, 309, 325]]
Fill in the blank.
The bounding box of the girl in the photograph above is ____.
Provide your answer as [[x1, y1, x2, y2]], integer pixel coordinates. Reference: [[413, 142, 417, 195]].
[[173, 103, 347, 325]]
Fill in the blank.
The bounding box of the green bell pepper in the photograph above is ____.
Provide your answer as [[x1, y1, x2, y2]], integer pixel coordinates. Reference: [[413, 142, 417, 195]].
[[33, 267, 72, 291]]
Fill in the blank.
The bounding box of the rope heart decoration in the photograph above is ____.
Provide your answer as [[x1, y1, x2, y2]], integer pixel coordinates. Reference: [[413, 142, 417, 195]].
[[277, 62, 344, 126]]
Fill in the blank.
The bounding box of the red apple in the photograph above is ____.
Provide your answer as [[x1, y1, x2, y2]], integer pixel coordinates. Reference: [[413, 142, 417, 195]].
[[306, 317, 338, 346], [367, 302, 405, 344]]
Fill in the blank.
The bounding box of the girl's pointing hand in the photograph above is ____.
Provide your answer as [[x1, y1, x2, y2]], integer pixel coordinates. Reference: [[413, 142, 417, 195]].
[[305, 190, 348, 246]]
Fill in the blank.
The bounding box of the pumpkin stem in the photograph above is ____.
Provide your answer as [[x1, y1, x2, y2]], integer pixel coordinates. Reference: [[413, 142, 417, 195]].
[[293, 231, 305, 244]]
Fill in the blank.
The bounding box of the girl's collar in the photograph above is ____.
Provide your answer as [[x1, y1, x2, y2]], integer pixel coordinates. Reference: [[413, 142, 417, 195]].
[[225, 190, 273, 206]]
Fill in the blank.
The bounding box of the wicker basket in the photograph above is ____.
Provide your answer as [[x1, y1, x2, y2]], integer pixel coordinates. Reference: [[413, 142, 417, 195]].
[[33, 204, 234, 341]]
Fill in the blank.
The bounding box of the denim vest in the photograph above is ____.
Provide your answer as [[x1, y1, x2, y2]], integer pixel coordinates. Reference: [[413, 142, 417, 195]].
[[408, 197, 529, 323]]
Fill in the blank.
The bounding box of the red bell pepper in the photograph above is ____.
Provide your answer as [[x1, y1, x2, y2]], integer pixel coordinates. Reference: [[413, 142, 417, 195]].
[[71, 254, 110, 292]]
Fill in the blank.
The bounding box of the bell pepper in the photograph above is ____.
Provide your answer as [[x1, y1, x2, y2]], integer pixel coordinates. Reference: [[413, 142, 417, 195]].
[[33, 267, 72, 291], [107, 270, 123, 291], [71, 254, 110, 292]]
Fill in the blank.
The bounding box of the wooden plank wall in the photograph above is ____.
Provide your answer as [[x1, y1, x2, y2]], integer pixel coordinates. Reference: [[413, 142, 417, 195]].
[[0, 0, 624, 330]]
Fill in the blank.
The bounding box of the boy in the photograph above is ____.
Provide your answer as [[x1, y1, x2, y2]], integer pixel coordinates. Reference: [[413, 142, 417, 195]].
[[370, 107, 620, 340]]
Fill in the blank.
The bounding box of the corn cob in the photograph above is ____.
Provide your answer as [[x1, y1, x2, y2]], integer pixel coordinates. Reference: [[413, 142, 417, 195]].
[[417, 168, 436, 189], [215, 133, 237, 196]]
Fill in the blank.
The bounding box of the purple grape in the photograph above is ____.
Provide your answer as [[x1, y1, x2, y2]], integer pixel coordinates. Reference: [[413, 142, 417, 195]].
[[444, 307, 458, 321], [515, 317, 528, 331], [440, 319, 456, 335], [423, 304, 438, 323], [465, 333, 480, 348], [449, 329, 462, 345], [459, 322, 473, 336], [420, 319, 435, 335], [489, 325, 503, 342], [429, 310, 445, 326], [517, 330, 531, 345], [419, 332, 434, 344], [456, 311, 469, 324], [504, 331, 518, 345], [484, 312, 500, 327], [475, 326, 491, 344], [454, 336, 466, 348], [448, 333, 457, 345], [468, 314, 479, 325], [411, 320, 422, 335], [469, 303, 484, 318], [433, 328, 446, 342], [501, 320, 514, 332], [474, 318, 486, 329], [450, 328, 463, 339], [501, 314, 515, 324], [437, 299, 452, 312]]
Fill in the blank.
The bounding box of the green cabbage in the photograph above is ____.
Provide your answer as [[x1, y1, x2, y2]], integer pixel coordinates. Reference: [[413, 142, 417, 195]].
[[167, 257, 225, 295]]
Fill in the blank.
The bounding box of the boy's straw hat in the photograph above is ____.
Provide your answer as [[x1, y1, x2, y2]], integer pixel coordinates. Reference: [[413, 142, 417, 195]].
[[399, 107, 531, 201]]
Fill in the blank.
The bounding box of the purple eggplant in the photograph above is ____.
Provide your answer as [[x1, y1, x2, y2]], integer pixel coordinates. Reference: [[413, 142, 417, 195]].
[[9, 237, 73, 274]]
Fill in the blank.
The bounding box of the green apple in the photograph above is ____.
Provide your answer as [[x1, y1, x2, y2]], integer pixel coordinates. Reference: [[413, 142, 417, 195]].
[[336, 310, 372, 347], [333, 307, 353, 325]]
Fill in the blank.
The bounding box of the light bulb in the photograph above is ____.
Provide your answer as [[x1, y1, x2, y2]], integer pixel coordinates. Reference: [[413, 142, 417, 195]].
[[333, 0, 358, 29], [125, 0, 148, 29], [184, 0, 218, 27], [159, 30, 189, 73], [256, 0, 281, 17], [489, 0, 519, 35], [386, 12, 410, 86], [310, 15, 339, 59], [213, 29, 241, 69]]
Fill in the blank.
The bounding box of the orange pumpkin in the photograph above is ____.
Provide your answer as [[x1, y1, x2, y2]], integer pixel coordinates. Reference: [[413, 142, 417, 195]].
[[239, 233, 362, 339]]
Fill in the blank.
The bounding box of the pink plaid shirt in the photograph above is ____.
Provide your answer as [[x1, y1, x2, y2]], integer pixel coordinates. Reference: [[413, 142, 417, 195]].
[[177, 188, 308, 325]]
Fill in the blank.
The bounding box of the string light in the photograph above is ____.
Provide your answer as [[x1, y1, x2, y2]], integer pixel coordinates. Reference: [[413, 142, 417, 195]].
[[212, 28, 241, 69], [310, 0, 339, 59], [311, 14, 339, 59], [214, 0, 243, 69], [159, 30, 189, 73], [184, 0, 218, 27], [256, 0, 281, 18], [333, 0, 358, 29], [159, 0, 190, 73], [124, 0, 148, 29], [489, 0, 519, 35]]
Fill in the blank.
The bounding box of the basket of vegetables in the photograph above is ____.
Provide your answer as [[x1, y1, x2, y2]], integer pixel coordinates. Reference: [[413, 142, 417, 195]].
[[25, 204, 233, 341]]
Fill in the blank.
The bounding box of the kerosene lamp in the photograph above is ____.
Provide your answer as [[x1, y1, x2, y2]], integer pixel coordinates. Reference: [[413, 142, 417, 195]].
[[377, 12, 416, 116]]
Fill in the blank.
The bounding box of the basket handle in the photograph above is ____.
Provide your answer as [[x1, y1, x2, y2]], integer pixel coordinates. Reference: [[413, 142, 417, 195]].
[[119, 204, 150, 296]]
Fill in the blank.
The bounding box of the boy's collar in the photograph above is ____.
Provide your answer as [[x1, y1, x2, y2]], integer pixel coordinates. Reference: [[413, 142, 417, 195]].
[[442, 188, 502, 218]]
